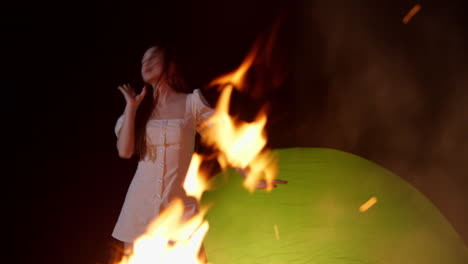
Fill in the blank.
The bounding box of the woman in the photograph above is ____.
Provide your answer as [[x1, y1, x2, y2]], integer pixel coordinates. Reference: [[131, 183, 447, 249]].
[[112, 46, 286, 258], [112, 46, 214, 253]]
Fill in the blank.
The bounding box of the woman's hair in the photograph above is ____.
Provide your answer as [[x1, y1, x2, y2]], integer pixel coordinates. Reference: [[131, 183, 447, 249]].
[[134, 46, 190, 160]]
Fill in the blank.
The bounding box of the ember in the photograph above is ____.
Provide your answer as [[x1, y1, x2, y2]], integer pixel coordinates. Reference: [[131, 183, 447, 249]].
[[403, 4, 422, 24]]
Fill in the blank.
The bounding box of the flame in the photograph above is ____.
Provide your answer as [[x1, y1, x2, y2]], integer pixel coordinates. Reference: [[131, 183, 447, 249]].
[[116, 153, 210, 264], [209, 44, 258, 91], [199, 84, 277, 192], [117, 199, 209, 264], [359, 197, 378, 212], [199, 41, 278, 192], [202, 85, 266, 167], [403, 4, 422, 24], [184, 154, 209, 202], [241, 150, 278, 192]]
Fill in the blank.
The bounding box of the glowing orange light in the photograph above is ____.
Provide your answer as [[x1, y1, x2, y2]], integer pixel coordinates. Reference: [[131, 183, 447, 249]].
[[359, 197, 378, 212], [200, 41, 278, 192], [200, 84, 277, 192], [117, 199, 209, 264], [184, 154, 209, 202], [209, 44, 258, 91], [403, 4, 422, 24]]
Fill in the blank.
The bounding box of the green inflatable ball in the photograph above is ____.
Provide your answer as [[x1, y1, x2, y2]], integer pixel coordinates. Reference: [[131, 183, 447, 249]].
[[201, 148, 468, 264]]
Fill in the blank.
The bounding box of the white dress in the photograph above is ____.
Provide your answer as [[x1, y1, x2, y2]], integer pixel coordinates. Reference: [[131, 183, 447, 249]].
[[112, 89, 214, 243]]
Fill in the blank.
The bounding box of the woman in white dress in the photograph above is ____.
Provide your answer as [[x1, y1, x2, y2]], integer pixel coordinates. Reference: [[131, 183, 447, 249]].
[[112, 46, 287, 259], [113, 46, 214, 254]]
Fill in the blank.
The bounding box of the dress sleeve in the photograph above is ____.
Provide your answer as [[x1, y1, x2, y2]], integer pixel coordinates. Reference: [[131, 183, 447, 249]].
[[114, 114, 124, 137], [191, 89, 215, 130]]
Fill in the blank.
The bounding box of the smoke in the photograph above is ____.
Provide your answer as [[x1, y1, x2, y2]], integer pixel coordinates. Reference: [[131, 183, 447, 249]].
[[293, 0, 468, 245]]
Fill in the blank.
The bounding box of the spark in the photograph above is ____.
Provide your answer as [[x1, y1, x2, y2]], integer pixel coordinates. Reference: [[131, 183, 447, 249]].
[[403, 4, 422, 24], [274, 224, 280, 240], [359, 197, 378, 212]]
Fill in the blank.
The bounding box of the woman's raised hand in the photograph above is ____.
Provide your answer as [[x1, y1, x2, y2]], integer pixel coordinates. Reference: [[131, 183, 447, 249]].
[[118, 84, 147, 108]]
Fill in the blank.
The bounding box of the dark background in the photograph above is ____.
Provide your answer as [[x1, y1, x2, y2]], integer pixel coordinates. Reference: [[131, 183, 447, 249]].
[[12, 0, 467, 263]]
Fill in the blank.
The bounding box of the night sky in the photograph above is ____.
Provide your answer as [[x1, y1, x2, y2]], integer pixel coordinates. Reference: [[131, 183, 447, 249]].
[[12, 1, 467, 263]]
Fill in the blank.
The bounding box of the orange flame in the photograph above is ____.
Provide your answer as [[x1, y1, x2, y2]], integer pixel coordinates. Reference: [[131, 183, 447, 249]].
[[209, 45, 258, 91], [200, 84, 277, 192], [117, 199, 209, 264], [116, 157, 211, 264], [184, 154, 209, 202], [200, 41, 278, 192], [116, 153, 211, 264]]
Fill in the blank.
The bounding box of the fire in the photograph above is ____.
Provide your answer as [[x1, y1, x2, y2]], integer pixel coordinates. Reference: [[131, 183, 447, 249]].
[[117, 199, 209, 264], [117, 155, 210, 264], [201, 42, 278, 192], [359, 197, 378, 212], [200, 82, 277, 192], [203, 85, 267, 167], [209, 44, 258, 91], [184, 154, 209, 202]]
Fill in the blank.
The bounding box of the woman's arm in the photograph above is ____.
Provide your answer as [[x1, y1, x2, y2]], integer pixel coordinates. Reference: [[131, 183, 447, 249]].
[[116, 84, 147, 159], [116, 105, 138, 158]]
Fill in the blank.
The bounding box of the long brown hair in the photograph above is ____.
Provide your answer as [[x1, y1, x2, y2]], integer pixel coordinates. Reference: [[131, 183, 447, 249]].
[[134, 46, 189, 160]]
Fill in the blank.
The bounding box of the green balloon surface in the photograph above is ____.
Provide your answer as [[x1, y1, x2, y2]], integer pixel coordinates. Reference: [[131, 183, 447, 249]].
[[201, 148, 468, 264]]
